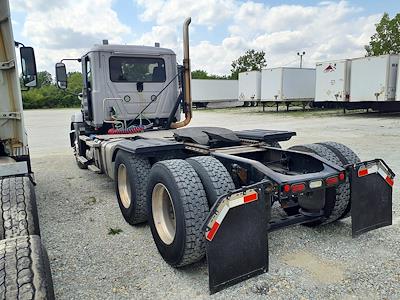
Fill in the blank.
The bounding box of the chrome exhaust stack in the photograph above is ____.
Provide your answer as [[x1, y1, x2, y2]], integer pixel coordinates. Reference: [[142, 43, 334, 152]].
[[171, 17, 192, 129]]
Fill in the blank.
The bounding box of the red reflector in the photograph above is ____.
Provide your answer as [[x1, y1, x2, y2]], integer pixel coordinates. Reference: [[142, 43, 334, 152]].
[[206, 222, 220, 241], [326, 176, 339, 186], [283, 184, 291, 193], [244, 192, 258, 203], [291, 183, 305, 193], [339, 172, 345, 181], [385, 176, 394, 187], [358, 168, 368, 177]]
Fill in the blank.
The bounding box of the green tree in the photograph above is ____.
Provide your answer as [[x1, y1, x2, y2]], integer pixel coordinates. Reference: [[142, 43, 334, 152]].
[[21, 71, 83, 109], [37, 71, 53, 88], [191, 69, 229, 80], [365, 12, 400, 56], [191, 70, 209, 79], [230, 49, 267, 80]]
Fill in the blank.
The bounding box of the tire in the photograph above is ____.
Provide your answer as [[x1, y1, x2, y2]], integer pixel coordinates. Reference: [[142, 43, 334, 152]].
[[186, 156, 235, 207], [114, 151, 151, 225], [0, 235, 55, 299], [317, 141, 361, 219], [147, 160, 209, 267], [0, 176, 40, 240], [288, 143, 350, 225], [72, 123, 87, 169]]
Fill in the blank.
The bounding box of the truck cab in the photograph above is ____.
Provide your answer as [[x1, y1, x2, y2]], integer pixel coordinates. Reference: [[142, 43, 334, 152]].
[[58, 44, 180, 130]]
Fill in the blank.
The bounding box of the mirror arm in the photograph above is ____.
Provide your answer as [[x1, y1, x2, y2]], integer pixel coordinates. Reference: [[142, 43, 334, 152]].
[[14, 41, 25, 48]]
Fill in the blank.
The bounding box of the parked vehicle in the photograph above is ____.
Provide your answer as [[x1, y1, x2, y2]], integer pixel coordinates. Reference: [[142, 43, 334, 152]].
[[238, 70, 261, 106], [261, 67, 315, 102], [315, 59, 351, 102], [56, 18, 394, 294], [191, 79, 239, 108], [397, 56, 400, 101], [350, 54, 398, 102], [0, 0, 54, 298]]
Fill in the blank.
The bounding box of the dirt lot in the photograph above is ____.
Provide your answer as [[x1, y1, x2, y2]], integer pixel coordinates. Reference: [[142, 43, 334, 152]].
[[25, 107, 400, 299]]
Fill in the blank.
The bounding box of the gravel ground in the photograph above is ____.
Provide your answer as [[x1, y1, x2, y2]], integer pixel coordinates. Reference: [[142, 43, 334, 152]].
[[25, 107, 400, 299]]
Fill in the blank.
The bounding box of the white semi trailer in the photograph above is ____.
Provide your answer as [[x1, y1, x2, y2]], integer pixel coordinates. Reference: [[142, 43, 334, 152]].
[[350, 54, 398, 102], [397, 56, 400, 101], [315, 59, 351, 103], [191, 79, 239, 108], [260, 67, 315, 111], [314, 55, 400, 112], [0, 0, 54, 298], [238, 71, 261, 106]]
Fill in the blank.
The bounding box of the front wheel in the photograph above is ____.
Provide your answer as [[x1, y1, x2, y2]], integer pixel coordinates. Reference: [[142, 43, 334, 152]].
[[72, 122, 87, 169], [147, 159, 209, 267]]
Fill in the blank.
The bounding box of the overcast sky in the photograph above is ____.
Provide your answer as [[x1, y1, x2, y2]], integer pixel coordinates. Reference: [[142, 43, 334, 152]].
[[9, 0, 400, 75]]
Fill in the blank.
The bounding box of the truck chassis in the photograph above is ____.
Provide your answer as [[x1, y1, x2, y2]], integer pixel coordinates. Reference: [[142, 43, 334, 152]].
[[71, 125, 394, 293]]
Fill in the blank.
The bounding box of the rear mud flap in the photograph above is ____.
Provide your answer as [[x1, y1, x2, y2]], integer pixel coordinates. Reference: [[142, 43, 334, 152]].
[[203, 182, 271, 294], [350, 159, 394, 237]]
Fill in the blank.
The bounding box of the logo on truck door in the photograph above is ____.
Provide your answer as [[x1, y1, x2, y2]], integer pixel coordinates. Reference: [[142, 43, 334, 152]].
[[324, 64, 336, 72]]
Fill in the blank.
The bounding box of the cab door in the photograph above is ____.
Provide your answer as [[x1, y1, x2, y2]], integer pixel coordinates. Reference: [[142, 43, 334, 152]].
[[82, 55, 93, 121]]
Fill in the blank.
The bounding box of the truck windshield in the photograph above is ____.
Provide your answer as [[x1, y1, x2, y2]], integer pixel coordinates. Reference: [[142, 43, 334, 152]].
[[109, 57, 166, 83]]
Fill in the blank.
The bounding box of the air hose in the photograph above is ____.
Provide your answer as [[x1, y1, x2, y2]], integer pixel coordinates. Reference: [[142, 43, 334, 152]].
[[107, 125, 145, 135], [107, 123, 153, 135]]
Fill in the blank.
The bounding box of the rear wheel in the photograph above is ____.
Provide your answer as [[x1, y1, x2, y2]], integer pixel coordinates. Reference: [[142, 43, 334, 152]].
[[288, 143, 354, 225], [186, 156, 235, 207], [114, 151, 150, 225], [147, 159, 209, 267], [317, 141, 360, 218]]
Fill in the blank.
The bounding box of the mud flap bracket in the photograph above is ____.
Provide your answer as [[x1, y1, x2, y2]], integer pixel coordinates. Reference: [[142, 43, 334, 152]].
[[350, 159, 394, 237], [203, 181, 271, 294]]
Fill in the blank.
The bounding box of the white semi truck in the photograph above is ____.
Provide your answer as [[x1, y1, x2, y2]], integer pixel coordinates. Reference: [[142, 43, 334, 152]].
[[56, 18, 394, 294], [0, 0, 54, 298]]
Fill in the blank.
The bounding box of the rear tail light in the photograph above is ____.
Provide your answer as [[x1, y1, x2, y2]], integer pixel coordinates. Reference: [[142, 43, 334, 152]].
[[339, 172, 345, 181], [358, 168, 368, 177], [291, 183, 306, 193], [326, 176, 339, 186], [283, 184, 291, 193], [282, 183, 306, 193]]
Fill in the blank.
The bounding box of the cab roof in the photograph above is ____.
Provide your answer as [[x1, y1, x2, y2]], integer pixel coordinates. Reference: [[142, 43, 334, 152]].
[[86, 44, 176, 56]]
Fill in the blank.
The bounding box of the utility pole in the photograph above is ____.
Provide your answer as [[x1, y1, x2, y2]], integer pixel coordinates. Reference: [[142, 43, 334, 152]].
[[297, 51, 305, 68]]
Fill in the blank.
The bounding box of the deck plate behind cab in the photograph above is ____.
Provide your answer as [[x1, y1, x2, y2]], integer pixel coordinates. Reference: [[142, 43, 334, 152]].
[[235, 129, 296, 143], [173, 127, 241, 146]]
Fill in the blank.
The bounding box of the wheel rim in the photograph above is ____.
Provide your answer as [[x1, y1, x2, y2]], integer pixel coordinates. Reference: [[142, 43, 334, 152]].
[[117, 163, 131, 208], [152, 183, 176, 245]]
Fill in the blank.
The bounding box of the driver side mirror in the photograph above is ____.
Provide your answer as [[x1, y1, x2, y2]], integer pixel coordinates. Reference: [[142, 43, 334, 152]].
[[20, 47, 37, 88], [55, 62, 68, 89]]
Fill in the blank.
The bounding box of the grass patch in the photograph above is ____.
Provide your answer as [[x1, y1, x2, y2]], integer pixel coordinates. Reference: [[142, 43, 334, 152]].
[[108, 227, 123, 235]]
